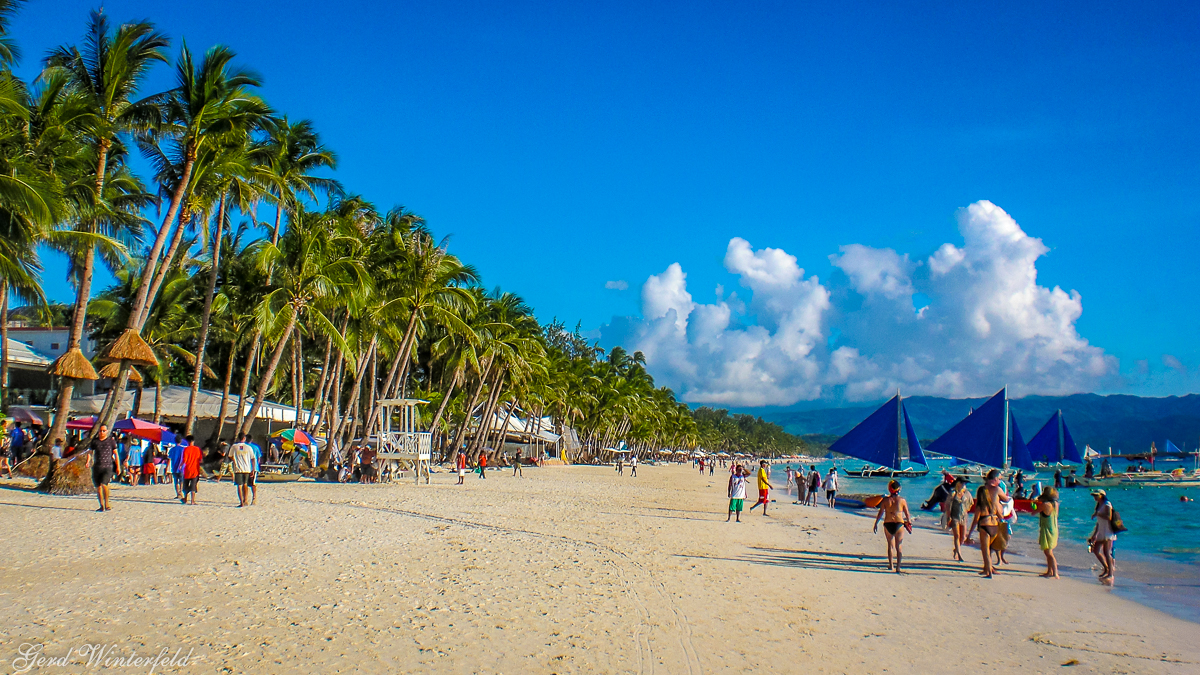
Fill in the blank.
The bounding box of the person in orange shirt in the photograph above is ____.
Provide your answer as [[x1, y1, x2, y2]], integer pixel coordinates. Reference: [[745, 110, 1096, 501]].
[[181, 435, 203, 505]]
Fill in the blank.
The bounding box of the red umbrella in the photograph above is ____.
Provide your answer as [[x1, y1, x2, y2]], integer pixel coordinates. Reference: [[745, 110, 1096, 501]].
[[113, 417, 172, 443], [7, 406, 44, 426], [66, 416, 99, 430]]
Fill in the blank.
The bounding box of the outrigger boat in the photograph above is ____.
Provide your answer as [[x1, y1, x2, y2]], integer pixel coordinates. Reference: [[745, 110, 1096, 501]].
[[827, 390, 928, 479], [845, 465, 930, 478], [927, 386, 1037, 478]]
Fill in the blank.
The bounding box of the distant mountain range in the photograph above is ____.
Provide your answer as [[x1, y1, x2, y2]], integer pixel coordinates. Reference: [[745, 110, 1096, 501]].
[[760, 393, 1200, 454]]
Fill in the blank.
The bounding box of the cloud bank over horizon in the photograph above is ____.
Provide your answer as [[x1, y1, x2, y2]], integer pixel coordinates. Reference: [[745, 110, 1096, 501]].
[[601, 201, 1120, 407]]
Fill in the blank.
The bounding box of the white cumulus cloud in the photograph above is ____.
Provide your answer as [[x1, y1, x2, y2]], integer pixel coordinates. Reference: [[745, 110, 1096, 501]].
[[601, 200, 1118, 406]]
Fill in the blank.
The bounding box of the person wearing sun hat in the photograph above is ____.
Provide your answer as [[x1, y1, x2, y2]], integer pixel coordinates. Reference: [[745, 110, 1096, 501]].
[[1088, 489, 1117, 583]]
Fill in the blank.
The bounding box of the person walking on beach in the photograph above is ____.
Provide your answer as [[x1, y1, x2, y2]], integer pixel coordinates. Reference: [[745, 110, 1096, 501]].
[[969, 469, 1004, 578], [616, 457, 623, 476], [873, 480, 912, 573], [512, 449, 523, 477], [456, 450, 467, 485], [944, 478, 973, 561], [748, 460, 774, 516], [169, 439, 186, 499], [478, 451, 488, 479], [727, 465, 748, 522], [1037, 486, 1060, 578], [1088, 489, 1117, 583], [181, 435, 202, 505], [630, 453, 637, 477], [85, 424, 120, 512], [823, 468, 839, 508], [126, 436, 143, 486], [231, 435, 255, 507], [708, 460, 714, 476], [0, 420, 12, 479], [807, 468, 821, 506], [795, 466, 809, 505]]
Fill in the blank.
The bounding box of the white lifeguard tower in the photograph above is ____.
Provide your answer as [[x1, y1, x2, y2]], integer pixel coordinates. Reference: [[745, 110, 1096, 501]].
[[376, 398, 433, 484]]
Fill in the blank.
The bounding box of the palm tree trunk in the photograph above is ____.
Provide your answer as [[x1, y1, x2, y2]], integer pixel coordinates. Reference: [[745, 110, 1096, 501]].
[[495, 399, 518, 459], [239, 313, 298, 436], [428, 370, 459, 440], [130, 152, 195, 330], [185, 193, 226, 435], [305, 332, 333, 433], [0, 281, 8, 408], [291, 332, 303, 426], [42, 242, 98, 452], [234, 332, 261, 433], [332, 337, 376, 444], [358, 345, 404, 441], [153, 373, 163, 424], [448, 365, 490, 460], [365, 347, 378, 437], [215, 344, 235, 440]]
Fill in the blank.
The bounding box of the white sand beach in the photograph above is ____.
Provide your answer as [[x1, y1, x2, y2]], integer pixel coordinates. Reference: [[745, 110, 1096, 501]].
[[1, 464, 1197, 674]]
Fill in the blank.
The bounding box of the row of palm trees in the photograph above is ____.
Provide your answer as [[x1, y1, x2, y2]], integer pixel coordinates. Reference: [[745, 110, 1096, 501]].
[[0, 6, 806, 487]]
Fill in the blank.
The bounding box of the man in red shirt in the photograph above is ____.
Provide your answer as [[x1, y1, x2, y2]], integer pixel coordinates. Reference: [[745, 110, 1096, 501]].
[[181, 434, 203, 505]]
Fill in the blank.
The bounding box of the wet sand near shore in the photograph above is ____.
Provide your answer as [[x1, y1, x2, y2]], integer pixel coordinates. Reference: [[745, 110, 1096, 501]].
[[0, 464, 1197, 674]]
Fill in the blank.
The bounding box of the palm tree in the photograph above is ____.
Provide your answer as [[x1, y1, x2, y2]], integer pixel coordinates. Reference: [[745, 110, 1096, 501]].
[[98, 43, 269, 428], [41, 10, 167, 445], [237, 207, 368, 435]]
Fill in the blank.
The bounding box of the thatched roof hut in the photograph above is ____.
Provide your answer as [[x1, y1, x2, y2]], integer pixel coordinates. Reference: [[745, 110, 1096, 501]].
[[98, 328, 158, 367], [46, 347, 98, 381], [97, 362, 144, 383]]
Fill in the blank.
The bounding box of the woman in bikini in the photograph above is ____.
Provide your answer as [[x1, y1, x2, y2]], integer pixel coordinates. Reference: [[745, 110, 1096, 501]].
[[942, 478, 973, 561], [872, 480, 912, 573], [968, 470, 1003, 578]]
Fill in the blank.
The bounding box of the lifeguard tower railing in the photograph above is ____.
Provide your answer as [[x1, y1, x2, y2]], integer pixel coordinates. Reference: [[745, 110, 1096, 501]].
[[376, 398, 432, 484]]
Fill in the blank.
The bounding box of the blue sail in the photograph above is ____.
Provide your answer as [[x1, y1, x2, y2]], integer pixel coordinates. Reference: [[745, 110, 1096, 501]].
[[927, 390, 1007, 468], [828, 395, 902, 470], [902, 406, 927, 465], [1025, 412, 1061, 464], [1165, 439, 1181, 455], [1062, 418, 1082, 463], [1008, 412, 1035, 471]]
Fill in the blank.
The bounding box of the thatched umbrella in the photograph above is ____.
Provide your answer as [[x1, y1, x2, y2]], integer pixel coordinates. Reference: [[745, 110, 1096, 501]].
[[98, 362, 145, 418], [46, 347, 98, 381], [98, 328, 159, 366]]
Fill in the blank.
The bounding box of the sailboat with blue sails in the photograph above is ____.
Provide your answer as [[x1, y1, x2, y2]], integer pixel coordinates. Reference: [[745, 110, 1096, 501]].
[[1026, 410, 1082, 467], [832, 392, 930, 478], [927, 387, 1036, 475]]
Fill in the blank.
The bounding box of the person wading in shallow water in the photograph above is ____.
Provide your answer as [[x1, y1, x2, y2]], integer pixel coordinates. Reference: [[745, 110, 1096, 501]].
[[873, 480, 912, 573]]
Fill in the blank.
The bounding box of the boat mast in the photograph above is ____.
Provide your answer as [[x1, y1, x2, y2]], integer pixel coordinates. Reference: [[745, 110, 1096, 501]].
[[896, 388, 903, 470], [1002, 385, 1010, 470], [1057, 410, 1064, 464]]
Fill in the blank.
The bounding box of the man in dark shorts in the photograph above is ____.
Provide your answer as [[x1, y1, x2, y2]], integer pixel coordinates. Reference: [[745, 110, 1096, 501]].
[[181, 435, 203, 505], [231, 434, 256, 507], [86, 425, 121, 512]]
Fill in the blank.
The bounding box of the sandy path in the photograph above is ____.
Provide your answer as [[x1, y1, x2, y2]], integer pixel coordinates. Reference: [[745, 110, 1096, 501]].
[[0, 464, 1196, 674]]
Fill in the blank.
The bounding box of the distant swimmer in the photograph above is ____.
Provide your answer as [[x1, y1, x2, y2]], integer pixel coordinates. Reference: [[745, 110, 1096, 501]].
[[873, 480, 912, 573], [1181, 496, 1194, 503]]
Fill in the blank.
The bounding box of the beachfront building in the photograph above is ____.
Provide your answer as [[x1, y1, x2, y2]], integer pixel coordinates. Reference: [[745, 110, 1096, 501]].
[[69, 385, 310, 443], [3, 337, 57, 408], [464, 405, 568, 463]]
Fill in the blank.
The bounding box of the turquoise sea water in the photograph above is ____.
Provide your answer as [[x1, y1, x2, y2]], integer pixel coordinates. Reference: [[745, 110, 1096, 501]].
[[769, 458, 1200, 621]]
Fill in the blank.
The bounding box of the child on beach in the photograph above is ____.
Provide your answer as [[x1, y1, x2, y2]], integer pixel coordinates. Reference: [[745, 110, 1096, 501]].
[[727, 465, 748, 522], [456, 450, 467, 485]]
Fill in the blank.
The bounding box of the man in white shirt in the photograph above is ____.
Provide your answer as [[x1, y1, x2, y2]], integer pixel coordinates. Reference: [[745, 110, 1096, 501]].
[[823, 468, 840, 508], [230, 434, 257, 507]]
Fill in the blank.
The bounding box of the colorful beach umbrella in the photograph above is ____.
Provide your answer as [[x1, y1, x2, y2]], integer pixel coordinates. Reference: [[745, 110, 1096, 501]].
[[271, 428, 315, 446], [113, 417, 174, 443], [66, 416, 99, 430]]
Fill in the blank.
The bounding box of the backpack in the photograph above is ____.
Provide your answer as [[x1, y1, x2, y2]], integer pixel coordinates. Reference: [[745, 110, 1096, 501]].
[[1109, 505, 1128, 533]]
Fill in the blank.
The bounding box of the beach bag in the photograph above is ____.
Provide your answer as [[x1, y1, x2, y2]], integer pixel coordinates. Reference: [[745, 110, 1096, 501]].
[[1109, 507, 1128, 533]]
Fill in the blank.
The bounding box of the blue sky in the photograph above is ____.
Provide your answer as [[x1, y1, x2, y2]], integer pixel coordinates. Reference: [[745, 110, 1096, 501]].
[[12, 1, 1200, 402]]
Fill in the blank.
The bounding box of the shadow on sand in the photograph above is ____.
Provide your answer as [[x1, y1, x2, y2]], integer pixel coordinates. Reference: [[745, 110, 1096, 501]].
[[677, 545, 1038, 577]]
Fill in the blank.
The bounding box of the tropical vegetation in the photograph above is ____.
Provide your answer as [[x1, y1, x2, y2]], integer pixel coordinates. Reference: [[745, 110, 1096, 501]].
[[0, 5, 807, 488]]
